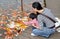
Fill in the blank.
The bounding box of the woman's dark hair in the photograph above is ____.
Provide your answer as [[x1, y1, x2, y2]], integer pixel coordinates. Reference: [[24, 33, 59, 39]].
[[32, 2, 43, 10], [29, 13, 37, 19]]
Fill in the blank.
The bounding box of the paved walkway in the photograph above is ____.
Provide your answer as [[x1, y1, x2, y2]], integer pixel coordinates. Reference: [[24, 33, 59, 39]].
[[0, 27, 60, 39], [14, 27, 60, 39]]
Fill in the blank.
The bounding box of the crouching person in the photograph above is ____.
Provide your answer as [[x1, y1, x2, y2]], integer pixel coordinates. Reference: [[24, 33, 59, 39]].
[[30, 2, 56, 37]]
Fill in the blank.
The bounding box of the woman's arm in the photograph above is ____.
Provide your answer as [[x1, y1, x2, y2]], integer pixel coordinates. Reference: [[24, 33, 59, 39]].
[[37, 15, 44, 29]]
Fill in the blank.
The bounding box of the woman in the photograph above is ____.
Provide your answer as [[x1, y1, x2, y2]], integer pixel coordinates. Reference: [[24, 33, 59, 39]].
[[31, 2, 56, 37]]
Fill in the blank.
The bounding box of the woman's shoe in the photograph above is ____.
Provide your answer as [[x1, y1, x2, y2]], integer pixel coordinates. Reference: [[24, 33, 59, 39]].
[[31, 33, 37, 36]]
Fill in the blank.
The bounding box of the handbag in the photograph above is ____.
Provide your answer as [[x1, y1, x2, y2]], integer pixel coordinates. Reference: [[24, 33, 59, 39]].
[[55, 17, 60, 32]]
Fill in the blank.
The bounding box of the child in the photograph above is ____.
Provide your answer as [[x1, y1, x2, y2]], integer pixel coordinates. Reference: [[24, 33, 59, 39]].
[[24, 13, 40, 29]]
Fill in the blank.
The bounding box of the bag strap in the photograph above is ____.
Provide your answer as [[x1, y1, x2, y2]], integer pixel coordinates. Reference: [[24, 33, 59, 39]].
[[40, 14, 56, 23]]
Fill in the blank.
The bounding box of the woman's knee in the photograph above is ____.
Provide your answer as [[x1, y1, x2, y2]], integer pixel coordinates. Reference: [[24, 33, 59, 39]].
[[32, 29, 43, 34]]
